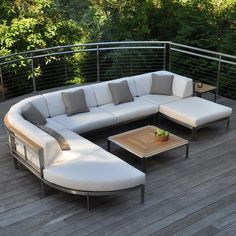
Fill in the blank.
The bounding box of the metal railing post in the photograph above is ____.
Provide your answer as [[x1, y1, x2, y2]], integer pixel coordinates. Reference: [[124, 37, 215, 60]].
[[130, 48, 133, 76], [0, 66, 5, 101], [169, 43, 172, 71], [96, 45, 100, 82], [31, 53, 36, 92], [64, 54, 68, 82], [216, 55, 222, 96], [163, 43, 166, 70]]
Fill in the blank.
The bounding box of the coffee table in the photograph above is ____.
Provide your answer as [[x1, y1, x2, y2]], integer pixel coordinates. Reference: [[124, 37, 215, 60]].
[[107, 125, 189, 172]]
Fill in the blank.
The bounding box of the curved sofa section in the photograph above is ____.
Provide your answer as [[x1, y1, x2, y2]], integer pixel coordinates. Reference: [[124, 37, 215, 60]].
[[4, 70, 193, 209]]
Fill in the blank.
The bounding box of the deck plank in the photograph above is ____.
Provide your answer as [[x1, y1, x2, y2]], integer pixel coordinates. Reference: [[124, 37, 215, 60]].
[[0, 95, 235, 236]]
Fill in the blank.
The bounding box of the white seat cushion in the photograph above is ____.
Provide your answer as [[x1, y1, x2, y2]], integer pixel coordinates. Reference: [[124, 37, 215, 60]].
[[160, 97, 232, 127], [100, 97, 157, 123], [45, 119, 65, 131], [43, 148, 145, 192], [57, 129, 100, 153], [139, 94, 179, 109], [50, 107, 116, 134], [42, 129, 101, 164]]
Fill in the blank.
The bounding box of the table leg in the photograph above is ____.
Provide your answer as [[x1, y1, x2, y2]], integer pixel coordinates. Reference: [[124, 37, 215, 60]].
[[186, 143, 189, 159], [141, 158, 147, 173], [214, 91, 217, 103], [107, 140, 111, 152]]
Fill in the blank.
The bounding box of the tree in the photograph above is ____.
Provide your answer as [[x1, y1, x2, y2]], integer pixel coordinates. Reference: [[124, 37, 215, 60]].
[[0, 0, 81, 56], [80, 0, 153, 42]]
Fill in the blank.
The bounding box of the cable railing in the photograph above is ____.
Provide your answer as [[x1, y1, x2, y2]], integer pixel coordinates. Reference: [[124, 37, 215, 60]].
[[0, 41, 235, 101]]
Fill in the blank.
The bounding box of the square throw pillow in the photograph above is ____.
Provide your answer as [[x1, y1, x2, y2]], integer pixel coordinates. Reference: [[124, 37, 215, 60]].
[[151, 74, 174, 95], [38, 125, 70, 151], [61, 89, 89, 116], [22, 103, 47, 126], [108, 80, 134, 105]]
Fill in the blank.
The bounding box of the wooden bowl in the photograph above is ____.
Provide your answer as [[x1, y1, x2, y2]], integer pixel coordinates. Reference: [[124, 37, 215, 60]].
[[155, 135, 169, 141]]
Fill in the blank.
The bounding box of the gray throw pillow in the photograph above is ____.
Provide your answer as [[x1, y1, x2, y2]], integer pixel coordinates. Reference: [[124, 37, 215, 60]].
[[38, 125, 71, 151], [22, 103, 47, 126], [151, 74, 174, 95], [61, 89, 89, 116], [108, 80, 134, 105]]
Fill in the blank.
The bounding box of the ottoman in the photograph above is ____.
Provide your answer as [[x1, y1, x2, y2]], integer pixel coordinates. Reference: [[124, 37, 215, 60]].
[[159, 97, 232, 139]]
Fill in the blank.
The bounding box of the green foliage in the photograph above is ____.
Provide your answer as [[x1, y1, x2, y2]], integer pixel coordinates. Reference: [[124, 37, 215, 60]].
[[1, 0, 235, 54], [0, 0, 235, 99], [0, 0, 81, 55]]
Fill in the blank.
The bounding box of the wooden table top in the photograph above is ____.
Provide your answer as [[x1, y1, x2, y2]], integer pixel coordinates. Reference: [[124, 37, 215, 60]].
[[194, 83, 216, 94], [108, 125, 189, 158]]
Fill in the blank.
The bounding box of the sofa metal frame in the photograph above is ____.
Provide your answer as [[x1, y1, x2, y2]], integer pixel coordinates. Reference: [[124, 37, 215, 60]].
[[4, 116, 145, 210]]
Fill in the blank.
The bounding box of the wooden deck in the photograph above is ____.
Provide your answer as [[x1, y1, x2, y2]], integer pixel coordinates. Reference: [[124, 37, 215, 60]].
[[0, 95, 236, 236]]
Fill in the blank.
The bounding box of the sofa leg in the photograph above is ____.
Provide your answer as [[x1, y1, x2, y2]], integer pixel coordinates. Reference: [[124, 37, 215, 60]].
[[191, 128, 197, 141], [157, 113, 161, 124], [226, 118, 230, 129], [141, 185, 145, 204], [41, 180, 46, 198], [153, 113, 159, 125], [86, 195, 91, 211], [13, 157, 18, 169], [186, 143, 189, 159]]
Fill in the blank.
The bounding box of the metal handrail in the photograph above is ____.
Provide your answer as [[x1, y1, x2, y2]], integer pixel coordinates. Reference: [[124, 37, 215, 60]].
[[171, 42, 236, 60], [0, 41, 169, 61], [1, 41, 235, 62], [170, 48, 236, 66], [0, 41, 235, 101]]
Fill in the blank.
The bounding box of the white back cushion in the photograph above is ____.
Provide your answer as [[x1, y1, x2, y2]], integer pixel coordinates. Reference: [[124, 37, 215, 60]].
[[93, 77, 138, 106], [112, 77, 137, 97], [92, 82, 113, 106], [132, 72, 153, 96], [81, 86, 97, 107], [172, 75, 193, 98], [43, 91, 64, 117], [30, 95, 50, 118], [43, 85, 97, 117], [155, 70, 193, 98], [9, 99, 31, 114], [9, 95, 49, 118]]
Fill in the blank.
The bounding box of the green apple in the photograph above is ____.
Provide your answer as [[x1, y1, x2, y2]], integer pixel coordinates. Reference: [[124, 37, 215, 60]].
[[155, 128, 169, 137], [159, 130, 165, 135]]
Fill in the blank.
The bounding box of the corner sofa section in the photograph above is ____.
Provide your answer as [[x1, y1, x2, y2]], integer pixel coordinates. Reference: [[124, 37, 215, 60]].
[[6, 69, 191, 209]]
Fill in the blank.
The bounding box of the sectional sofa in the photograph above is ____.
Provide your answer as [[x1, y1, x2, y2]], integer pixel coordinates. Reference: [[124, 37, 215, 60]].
[[4, 70, 232, 209]]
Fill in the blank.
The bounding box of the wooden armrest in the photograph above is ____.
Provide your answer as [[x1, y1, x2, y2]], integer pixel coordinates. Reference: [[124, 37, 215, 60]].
[[4, 114, 43, 151]]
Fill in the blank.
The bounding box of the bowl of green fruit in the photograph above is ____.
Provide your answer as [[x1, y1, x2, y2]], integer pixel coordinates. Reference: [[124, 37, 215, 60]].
[[155, 128, 169, 141]]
